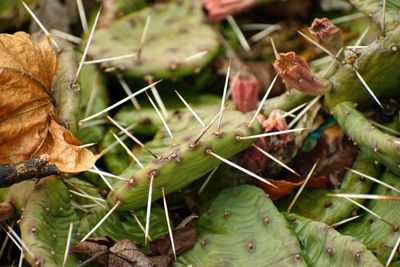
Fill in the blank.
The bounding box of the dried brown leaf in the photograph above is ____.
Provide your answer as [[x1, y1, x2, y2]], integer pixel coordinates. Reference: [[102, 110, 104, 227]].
[[0, 32, 97, 173]]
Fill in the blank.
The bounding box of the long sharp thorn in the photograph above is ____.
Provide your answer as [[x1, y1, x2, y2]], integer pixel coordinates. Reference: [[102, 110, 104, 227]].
[[88, 168, 129, 181], [69, 190, 106, 204], [84, 74, 100, 118], [207, 149, 278, 189], [2, 226, 22, 252], [111, 132, 144, 169], [145, 76, 169, 119], [98, 134, 128, 158], [198, 166, 219, 195], [79, 143, 96, 148], [146, 92, 175, 144], [330, 12, 364, 24], [130, 211, 150, 239], [137, 14, 151, 62], [62, 223, 74, 267], [322, 48, 344, 77], [353, 67, 383, 109], [342, 197, 395, 228], [84, 53, 136, 65], [0, 226, 11, 258], [161, 187, 176, 260], [270, 37, 280, 60], [93, 165, 114, 191], [296, 30, 341, 62], [6, 225, 35, 259], [382, 0, 387, 36], [355, 26, 370, 47], [253, 145, 300, 176], [250, 25, 280, 43], [73, 5, 102, 84], [181, 50, 208, 63], [262, 102, 309, 129], [117, 74, 141, 110], [226, 15, 251, 51], [193, 108, 224, 144], [288, 96, 321, 128], [330, 215, 362, 228], [287, 161, 319, 213], [175, 90, 205, 127], [249, 74, 278, 126], [145, 173, 155, 245], [238, 128, 308, 140], [347, 168, 400, 193], [80, 80, 161, 123], [81, 201, 121, 242], [370, 120, 400, 136], [76, 0, 88, 33], [21, 1, 60, 51], [385, 234, 400, 267], [107, 116, 157, 158], [50, 29, 82, 44], [328, 193, 400, 201], [18, 251, 24, 267], [217, 59, 231, 134]]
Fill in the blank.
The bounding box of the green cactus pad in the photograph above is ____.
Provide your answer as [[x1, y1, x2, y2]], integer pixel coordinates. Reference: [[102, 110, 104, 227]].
[[76, 64, 109, 144], [350, 0, 400, 32], [19, 176, 78, 267], [78, 205, 168, 246], [340, 171, 400, 263], [175, 185, 306, 267], [288, 214, 383, 267], [333, 101, 400, 175], [88, 0, 220, 79], [282, 152, 379, 225], [324, 27, 400, 108], [107, 108, 260, 210]]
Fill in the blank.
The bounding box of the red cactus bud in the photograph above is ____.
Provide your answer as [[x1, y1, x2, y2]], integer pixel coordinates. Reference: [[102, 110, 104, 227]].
[[308, 18, 343, 53], [231, 72, 260, 113], [273, 52, 332, 96], [201, 0, 260, 21]]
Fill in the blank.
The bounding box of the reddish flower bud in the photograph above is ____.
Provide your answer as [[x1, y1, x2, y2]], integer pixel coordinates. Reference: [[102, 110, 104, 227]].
[[308, 18, 343, 53], [273, 52, 332, 96], [202, 0, 260, 21], [231, 72, 260, 113], [237, 110, 290, 174]]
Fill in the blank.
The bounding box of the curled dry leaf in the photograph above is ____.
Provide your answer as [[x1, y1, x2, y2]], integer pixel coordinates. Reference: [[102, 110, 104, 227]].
[[0, 32, 97, 173]]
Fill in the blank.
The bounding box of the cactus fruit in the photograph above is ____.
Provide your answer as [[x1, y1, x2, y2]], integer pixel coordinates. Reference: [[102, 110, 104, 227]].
[[88, 0, 220, 79], [288, 214, 383, 267], [282, 152, 379, 225], [78, 205, 168, 246], [19, 176, 78, 267], [175, 185, 306, 266], [340, 171, 400, 263], [333, 101, 400, 175], [107, 108, 261, 210]]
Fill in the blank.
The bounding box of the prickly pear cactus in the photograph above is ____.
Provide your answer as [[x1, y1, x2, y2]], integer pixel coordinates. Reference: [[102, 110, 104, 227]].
[[333, 101, 400, 175], [107, 108, 261, 210], [340, 171, 400, 263], [78, 205, 168, 246], [76, 64, 109, 144], [283, 152, 379, 225], [175, 185, 306, 267], [288, 214, 383, 267], [350, 0, 400, 32], [88, 0, 220, 78], [19, 176, 78, 267]]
